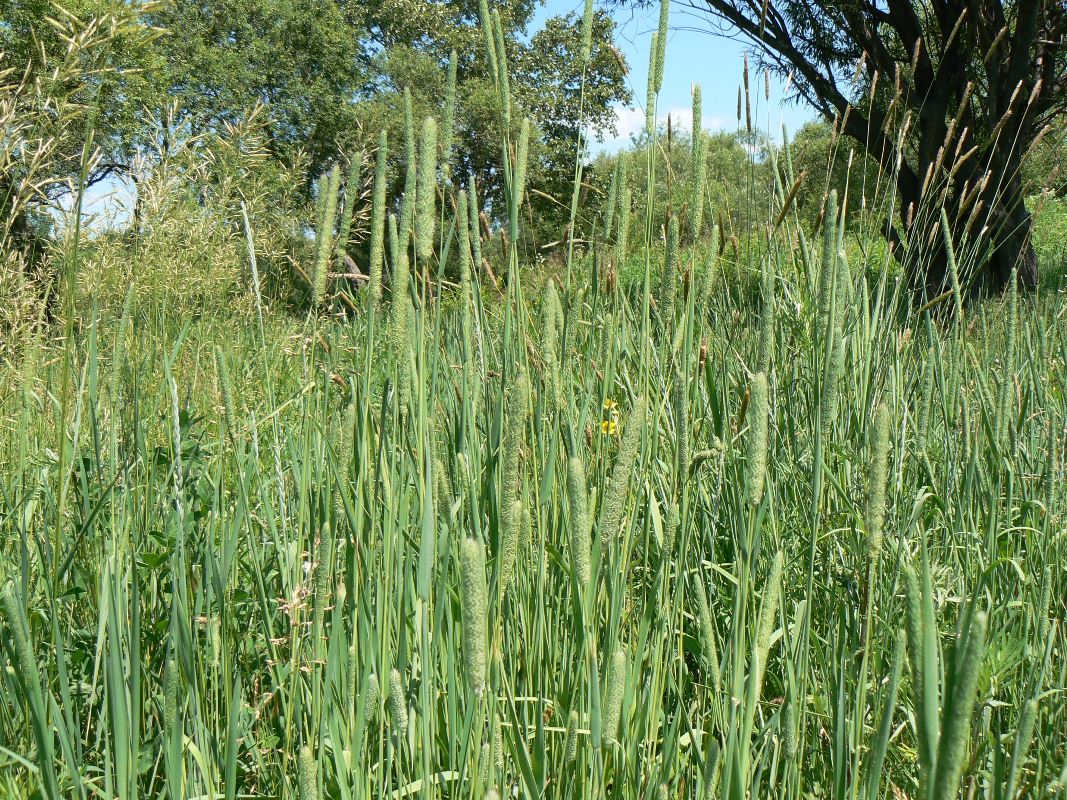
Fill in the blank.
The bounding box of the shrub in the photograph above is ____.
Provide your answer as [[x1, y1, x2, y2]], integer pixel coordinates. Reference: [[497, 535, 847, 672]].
[[1031, 191, 1067, 282], [80, 111, 306, 319]]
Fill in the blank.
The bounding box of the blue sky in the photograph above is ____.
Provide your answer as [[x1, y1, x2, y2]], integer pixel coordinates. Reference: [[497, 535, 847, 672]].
[[531, 0, 816, 150]]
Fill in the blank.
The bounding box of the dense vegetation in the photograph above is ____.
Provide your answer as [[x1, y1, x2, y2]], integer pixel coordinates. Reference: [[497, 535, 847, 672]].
[[2, 1, 1067, 799], [0, 0, 629, 256], [629, 0, 1067, 295]]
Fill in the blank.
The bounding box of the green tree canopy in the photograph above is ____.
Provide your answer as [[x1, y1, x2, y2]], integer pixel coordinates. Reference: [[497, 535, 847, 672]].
[[3, 0, 630, 254], [516, 9, 631, 242], [1, 0, 161, 194], [355, 2, 630, 240], [145, 0, 368, 177]]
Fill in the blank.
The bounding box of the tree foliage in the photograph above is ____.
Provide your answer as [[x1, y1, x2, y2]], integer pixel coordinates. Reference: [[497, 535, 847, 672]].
[[516, 9, 630, 238], [663, 0, 1067, 295], [1, 1, 160, 198], [145, 0, 368, 178], [3, 0, 629, 253], [356, 2, 630, 241]]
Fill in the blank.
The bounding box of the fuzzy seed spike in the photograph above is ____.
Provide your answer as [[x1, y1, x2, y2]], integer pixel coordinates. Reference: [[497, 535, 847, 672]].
[[388, 669, 408, 732], [616, 187, 632, 268], [368, 131, 389, 305], [691, 573, 721, 692], [659, 215, 680, 327], [568, 455, 591, 586], [335, 151, 363, 263], [653, 0, 669, 92], [602, 648, 627, 745], [542, 281, 563, 410], [645, 33, 660, 134], [902, 564, 936, 776], [865, 404, 891, 560], [415, 116, 437, 263], [689, 84, 707, 240], [512, 117, 531, 215], [298, 745, 318, 800], [460, 538, 488, 694], [931, 611, 987, 800], [599, 396, 646, 541], [565, 709, 580, 761], [580, 0, 595, 64], [312, 164, 341, 308], [745, 373, 769, 507], [756, 258, 775, 374]]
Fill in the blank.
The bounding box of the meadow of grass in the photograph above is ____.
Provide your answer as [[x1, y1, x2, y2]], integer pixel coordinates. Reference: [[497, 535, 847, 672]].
[[2, 4, 1067, 800]]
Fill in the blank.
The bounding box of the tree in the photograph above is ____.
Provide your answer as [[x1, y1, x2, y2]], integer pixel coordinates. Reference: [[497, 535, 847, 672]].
[[1, 1, 159, 237], [515, 10, 631, 242], [3, 0, 629, 263], [658, 0, 1066, 296], [352, 0, 535, 212], [1, 0, 165, 319], [593, 127, 774, 245], [145, 0, 369, 179], [354, 1, 630, 242]]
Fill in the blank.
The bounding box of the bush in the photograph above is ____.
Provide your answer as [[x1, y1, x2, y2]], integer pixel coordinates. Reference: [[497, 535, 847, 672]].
[[80, 111, 307, 319], [0, 252, 53, 364], [1031, 191, 1067, 281]]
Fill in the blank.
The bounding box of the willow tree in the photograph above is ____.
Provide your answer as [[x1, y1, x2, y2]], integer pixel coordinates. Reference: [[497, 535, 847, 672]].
[[670, 0, 1066, 296]]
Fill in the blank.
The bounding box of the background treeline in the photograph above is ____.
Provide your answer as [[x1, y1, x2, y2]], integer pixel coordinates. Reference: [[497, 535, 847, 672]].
[[0, 0, 633, 337], [1, 0, 629, 247], [2, 0, 1067, 342]]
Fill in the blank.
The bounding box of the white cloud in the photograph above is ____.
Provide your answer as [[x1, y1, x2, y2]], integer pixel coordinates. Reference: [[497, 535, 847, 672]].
[[658, 106, 726, 135], [611, 104, 648, 141], [589, 103, 728, 153]]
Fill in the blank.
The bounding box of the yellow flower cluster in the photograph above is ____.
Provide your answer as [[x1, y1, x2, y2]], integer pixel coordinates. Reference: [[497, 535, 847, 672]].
[[601, 398, 619, 435]]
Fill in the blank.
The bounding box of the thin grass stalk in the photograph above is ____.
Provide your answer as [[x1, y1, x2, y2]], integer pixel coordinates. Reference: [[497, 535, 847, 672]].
[[368, 131, 389, 306]]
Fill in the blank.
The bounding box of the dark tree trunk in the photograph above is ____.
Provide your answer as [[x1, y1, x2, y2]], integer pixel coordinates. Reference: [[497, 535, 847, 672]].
[[898, 156, 1040, 302], [904, 233, 948, 304], [982, 178, 1040, 292], [895, 181, 953, 303], [918, 247, 950, 305]]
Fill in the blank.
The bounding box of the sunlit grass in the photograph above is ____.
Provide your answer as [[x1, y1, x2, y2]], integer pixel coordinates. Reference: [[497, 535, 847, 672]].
[[1, 2, 1066, 799]]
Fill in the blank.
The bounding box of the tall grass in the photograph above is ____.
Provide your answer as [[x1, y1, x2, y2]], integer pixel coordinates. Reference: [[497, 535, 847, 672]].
[[1, 5, 1066, 800]]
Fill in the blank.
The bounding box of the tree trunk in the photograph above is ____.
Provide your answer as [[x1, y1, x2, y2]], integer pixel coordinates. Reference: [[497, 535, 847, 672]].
[[899, 168, 1039, 302], [982, 176, 1040, 292], [897, 194, 951, 303], [911, 226, 950, 304]]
